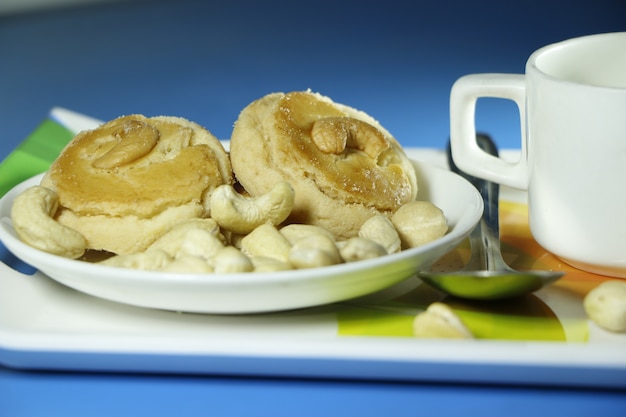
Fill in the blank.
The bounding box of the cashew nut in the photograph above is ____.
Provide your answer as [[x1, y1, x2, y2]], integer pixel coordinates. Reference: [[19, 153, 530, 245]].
[[337, 237, 387, 262], [93, 118, 159, 169], [210, 181, 295, 234], [280, 224, 336, 245], [100, 250, 172, 270], [11, 186, 86, 258], [213, 246, 254, 273], [311, 117, 389, 159], [161, 218, 222, 237], [358, 215, 401, 254], [223, 231, 245, 249], [250, 256, 293, 272], [391, 201, 448, 249], [161, 255, 214, 273], [288, 233, 342, 269], [147, 219, 224, 259], [240, 223, 292, 262], [176, 229, 226, 260], [413, 302, 473, 339], [584, 281, 626, 333]]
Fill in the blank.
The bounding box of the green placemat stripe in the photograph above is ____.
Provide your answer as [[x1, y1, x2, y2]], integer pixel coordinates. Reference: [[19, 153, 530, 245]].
[[18, 119, 73, 160], [0, 119, 74, 197]]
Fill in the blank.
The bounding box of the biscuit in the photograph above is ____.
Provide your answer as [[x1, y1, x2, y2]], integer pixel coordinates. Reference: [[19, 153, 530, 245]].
[[229, 91, 417, 238], [41, 114, 232, 254]]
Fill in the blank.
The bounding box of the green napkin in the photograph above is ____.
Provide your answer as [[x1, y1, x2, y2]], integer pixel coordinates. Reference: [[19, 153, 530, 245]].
[[0, 119, 74, 197]]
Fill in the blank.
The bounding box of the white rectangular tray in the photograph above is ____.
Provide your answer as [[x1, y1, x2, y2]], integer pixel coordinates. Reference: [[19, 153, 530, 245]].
[[1, 108, 625, 389], [1, 259, 625, 389]]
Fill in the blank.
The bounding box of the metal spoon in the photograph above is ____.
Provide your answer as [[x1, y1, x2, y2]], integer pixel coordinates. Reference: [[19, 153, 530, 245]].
[[417, 134, 564, 300]]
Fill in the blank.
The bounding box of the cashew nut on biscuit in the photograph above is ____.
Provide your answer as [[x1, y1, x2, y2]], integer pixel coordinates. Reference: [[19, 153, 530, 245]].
[[311, 117, 390, 159], [92, 118, 160, 169]]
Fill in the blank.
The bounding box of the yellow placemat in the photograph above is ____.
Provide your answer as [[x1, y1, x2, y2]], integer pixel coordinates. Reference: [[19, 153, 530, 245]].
[[338, 200, 618, 342]]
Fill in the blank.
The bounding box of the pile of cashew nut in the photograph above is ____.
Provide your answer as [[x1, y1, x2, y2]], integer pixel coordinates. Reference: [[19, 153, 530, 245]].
[[11, 179, 448, 274], [411, 280, 626, 339]]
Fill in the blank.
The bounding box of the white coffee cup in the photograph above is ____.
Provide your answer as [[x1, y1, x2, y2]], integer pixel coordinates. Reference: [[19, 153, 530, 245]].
[[450, 32, 626, 278]]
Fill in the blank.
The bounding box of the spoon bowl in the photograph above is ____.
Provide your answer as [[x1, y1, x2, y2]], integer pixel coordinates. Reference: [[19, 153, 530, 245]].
[[418, 134, 563, 300], [419, 269, 561, 300]]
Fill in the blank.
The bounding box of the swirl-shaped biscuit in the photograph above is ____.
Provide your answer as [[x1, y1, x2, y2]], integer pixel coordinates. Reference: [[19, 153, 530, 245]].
[[41, 114, 232, 254], [230, 91, 417, 239]]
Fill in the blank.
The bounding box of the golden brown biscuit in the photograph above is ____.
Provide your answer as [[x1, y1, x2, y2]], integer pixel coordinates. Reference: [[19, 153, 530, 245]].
[[229, 91, 418, 239], [41, 114, 232, 254]]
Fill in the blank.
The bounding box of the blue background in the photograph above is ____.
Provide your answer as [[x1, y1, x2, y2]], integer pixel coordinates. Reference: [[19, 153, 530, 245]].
[[1, 1, 625, 416], [1, 0, 624, 151]]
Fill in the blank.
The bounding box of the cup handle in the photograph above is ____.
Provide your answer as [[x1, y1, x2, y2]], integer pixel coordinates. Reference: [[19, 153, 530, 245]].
[[449, 73, 529, 190]]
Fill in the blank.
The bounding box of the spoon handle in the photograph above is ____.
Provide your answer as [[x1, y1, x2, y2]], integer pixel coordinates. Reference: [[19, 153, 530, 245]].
[[447, 134, 508, 271]]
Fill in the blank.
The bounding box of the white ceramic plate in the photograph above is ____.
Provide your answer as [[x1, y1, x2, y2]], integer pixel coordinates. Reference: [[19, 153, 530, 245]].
[[0, 161, 482, 313]]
